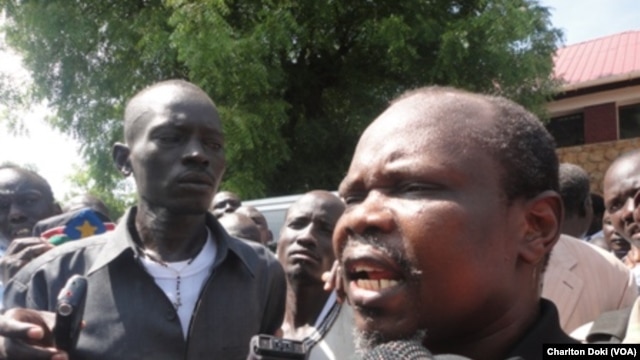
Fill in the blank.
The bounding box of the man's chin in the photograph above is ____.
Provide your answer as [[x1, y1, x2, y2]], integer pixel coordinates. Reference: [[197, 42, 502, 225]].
[[353, 327, 427, 355]]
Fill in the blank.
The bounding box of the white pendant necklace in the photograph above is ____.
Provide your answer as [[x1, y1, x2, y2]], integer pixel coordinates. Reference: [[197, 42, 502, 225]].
[[145, 253, 196, 309]]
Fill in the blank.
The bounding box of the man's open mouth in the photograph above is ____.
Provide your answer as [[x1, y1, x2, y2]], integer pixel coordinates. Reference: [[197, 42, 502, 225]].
[[344, 258, 405, 292], [349, 264, 402, 291]]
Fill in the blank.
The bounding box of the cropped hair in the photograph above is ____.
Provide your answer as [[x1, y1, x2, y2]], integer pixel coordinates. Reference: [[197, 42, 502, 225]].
[[0, 164, 55, 201], [123, 79, 215, 143], [558, 163, 591, 218], [394, 87, 559, 202]]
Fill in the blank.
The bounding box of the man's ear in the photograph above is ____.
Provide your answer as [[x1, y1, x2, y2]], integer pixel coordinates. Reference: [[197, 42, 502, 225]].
[[519, 190, 564, 265], [112, 142, 132, 177]]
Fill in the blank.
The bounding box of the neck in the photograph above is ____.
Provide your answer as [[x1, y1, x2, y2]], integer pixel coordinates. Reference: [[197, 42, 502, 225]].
[[135, 203, 208, 262], [426, 274, 541, 360], [282, 278, 331, 340]]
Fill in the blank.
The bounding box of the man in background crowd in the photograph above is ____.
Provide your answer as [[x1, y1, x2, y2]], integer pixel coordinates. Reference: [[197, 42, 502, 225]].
[[210, 190, 242, 218], [219, 212, 262, 244], [236, 205, 273, 246], [574, 149, 640, 342], [557, 163, 593, 239], [277, 190, 355, 360], [0, 165, 61, 249], [542, 163, 636, 333], [0, 165, 62, 310]]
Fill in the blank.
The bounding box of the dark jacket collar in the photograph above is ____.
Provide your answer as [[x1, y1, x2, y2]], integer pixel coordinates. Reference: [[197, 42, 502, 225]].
[[88, 207, 256, 277], [506, 299, 579, 359]]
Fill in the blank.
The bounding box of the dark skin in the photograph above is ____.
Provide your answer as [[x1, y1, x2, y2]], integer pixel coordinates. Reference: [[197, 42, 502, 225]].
[[0, 80, 226, 359], [0, 168, 61, 242], [113, 81, 225, 262], [603, 212, 630, 259], [218, 212, 262, 244], [0, 168, 60, 290], [235, 205, 273, 245], [603, 151, 640, 249], [330, 92, 561, 359], [276, 191, 345, 340], [210, 191, 241, 218]]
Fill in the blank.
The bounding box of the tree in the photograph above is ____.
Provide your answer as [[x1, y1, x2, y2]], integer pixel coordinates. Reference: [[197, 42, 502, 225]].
[[0, 0, 562, 200]]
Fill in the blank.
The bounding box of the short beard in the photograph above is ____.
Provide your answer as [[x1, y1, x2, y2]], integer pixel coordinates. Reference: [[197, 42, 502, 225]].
[[353, 327, 428, 356]]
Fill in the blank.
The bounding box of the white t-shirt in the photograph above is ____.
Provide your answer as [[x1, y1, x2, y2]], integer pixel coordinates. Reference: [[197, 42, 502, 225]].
[[139, 231, 217, 338]]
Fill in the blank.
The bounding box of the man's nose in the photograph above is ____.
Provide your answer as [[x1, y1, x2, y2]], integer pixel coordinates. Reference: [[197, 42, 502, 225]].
[[182, 139, 210, 166], [8, 204, 26, 224], [343, 192, 395, 236], [295, 224, 318, 249]]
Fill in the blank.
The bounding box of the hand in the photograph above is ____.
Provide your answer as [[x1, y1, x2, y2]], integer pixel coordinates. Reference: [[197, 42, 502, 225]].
[[0, 238, 54, 284], [322, 260, 346, 303], [0, 308, 67, 360]]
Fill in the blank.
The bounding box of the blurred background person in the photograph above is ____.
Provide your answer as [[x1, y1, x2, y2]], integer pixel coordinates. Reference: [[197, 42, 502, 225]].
[[210, 190, 242, 218], [219, 212, 262, 244]]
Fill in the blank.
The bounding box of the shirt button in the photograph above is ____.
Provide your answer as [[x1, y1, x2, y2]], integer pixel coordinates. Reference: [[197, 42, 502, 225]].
[[166, 309, 177, 321]]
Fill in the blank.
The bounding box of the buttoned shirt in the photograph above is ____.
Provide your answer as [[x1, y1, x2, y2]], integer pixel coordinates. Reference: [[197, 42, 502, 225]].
[[4, 207, 286, 359]]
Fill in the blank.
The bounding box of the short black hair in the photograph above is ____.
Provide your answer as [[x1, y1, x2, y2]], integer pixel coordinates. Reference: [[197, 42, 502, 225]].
[[394, 87, 559, 201], [123, 79, 216, 144], [558, 163, 591, 218], [0, 164, 55, 202]]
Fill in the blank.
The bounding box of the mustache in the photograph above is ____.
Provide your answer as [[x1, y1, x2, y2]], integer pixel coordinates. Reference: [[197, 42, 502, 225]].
[[342, 232, 423, 279]]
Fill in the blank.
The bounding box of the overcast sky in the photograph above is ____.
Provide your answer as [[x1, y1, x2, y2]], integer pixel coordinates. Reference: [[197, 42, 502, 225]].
[[1, 0, 639, 200]]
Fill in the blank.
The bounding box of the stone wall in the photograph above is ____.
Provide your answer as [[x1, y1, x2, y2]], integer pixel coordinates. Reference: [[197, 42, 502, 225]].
[[557, 138, 640, 194]]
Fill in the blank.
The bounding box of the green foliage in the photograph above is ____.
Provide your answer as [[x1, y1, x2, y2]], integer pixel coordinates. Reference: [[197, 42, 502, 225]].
[[65, 164, 135, 220], [0, 0, 563, 199]]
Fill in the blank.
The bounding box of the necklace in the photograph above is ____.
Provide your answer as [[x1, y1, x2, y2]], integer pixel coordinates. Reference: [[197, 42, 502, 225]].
[[144, 253, 196, 310]]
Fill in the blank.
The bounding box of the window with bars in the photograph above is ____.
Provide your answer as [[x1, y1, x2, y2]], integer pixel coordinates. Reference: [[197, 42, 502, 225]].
[[546, 113, 585, 147], [619, 103, 640, 140]]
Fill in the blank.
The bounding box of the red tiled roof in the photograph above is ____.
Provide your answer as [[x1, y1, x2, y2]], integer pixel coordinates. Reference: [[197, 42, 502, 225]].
[[554, 30, 640, 90]]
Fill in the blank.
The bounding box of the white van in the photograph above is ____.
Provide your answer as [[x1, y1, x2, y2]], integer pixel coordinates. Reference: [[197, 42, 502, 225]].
[[243, 194, 303, 241]]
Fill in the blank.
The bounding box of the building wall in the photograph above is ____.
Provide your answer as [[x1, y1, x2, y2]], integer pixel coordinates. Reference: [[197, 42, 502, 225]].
[[557, 138, 640, 194]]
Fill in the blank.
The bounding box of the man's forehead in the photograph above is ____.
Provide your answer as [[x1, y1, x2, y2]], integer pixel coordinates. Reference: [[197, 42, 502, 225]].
[[0, 169, 46, 192], [341, 93, 495, 191], [125, 84, 220, 139], [605, 158, 640, 191], [364, 95, 491, 150], [289, 195, 342, 219]]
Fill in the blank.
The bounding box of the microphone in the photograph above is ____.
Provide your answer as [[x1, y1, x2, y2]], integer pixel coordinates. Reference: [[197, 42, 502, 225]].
[[363, 340, 475, 360], [363, 340, 434, 360]]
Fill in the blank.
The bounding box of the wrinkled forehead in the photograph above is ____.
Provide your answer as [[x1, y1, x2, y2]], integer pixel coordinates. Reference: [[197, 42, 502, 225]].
[[354, 93, 494, 162]]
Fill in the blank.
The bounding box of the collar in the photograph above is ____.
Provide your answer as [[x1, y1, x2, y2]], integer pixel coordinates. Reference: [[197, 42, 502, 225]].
[[313, 291, 338, 328], [87, 206, 256, 278], [506, 299, 578, 357]]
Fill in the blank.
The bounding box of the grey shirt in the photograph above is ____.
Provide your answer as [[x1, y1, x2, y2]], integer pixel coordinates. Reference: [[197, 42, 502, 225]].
[[4, 207, 286, 359]]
